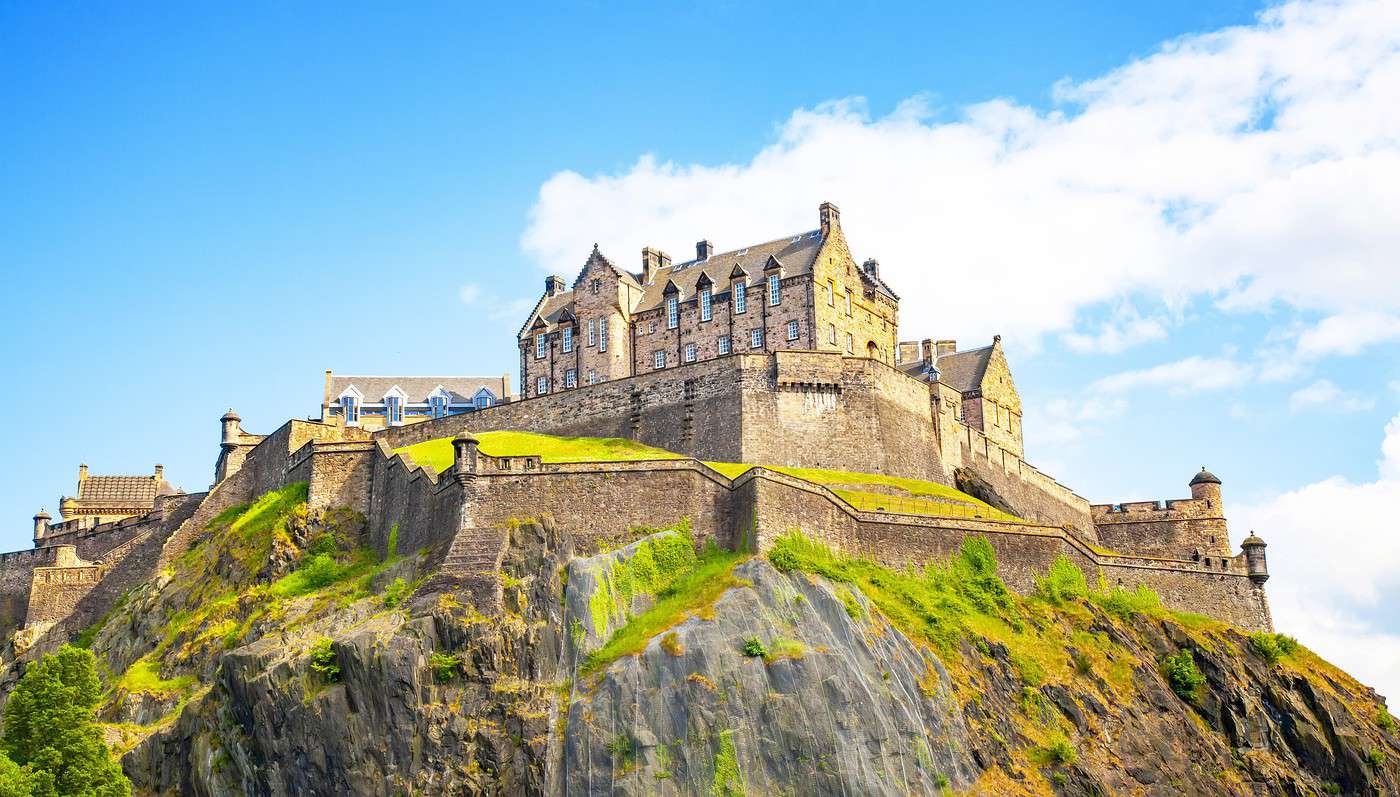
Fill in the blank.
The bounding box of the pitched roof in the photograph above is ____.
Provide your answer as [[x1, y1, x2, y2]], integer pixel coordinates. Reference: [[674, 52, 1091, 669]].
[[328, 375, 509, 404], [633, 231, 824, 311], [76, 476, 177, 506], [936, 345, 994, 394]]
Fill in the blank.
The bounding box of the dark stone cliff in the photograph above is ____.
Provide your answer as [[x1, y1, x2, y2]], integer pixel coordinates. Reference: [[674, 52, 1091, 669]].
[[5, 496, 1396, 796]]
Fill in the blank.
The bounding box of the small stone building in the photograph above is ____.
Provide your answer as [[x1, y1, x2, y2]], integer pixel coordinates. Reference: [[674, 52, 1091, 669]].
[[54, 464, 180, 529], [320, 372, 511, 432], [517, 202, 901, 397], [898, 336, 1024, 458]]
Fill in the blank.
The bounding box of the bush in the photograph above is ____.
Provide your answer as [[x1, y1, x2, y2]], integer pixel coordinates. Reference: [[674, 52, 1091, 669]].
[[1043, 733, 1077, 765], [382, 577, 410, 608], [428, 652, 460, 683], [309, 638, 341, 683], [741, 637, 767, 658], [1378, 707, 1397, 734], [660, 632, 684, 656], [1093, 584, 1161, 619], [308, 531, 338, 556], [1248, 632, 1299, 665], [1035, 555, 1088, 605], [1366, 747, 1384, 768], [1163, 649, 1206, 699]]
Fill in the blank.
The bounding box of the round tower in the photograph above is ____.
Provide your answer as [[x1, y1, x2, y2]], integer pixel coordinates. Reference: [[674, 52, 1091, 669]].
[[221, 409, 242, 447], [1189, 466, 1222, 509], [32, 510, 50, 542], [1241, 533, 1269, 585]]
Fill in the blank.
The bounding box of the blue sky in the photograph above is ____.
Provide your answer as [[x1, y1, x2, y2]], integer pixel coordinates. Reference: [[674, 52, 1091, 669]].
[[5, 1, 1400, 695]]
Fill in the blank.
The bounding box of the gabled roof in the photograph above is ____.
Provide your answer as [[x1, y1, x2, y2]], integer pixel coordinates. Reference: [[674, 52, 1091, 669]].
[[936, 345, 995, 394], [327, 376, 509, 404], [633, 231, 824, 311], [76, 475, 178, 506]]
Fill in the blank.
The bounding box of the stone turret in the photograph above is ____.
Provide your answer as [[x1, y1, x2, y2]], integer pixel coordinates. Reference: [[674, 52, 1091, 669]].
[[452, 431, 479, 484], [1189, 467, 1223, 510], [33, 510, 50, 542], [221, 409, 242, 447], [1241, 533, 1268, 585]]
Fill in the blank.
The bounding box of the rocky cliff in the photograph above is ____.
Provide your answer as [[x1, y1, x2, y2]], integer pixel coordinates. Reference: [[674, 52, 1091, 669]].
[[6, 485, 1397, 796]]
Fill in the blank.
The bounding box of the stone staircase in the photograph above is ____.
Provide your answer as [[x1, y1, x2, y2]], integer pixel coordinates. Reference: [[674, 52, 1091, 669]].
[[428, 525, 509, 614]]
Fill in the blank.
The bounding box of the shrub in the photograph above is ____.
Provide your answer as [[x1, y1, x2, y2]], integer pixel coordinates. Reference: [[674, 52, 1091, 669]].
[[1248, 633, 1299, 665], [429, 652, 460, 683], [839, 589, 864, 621], [1322, 783, 1342, 795], [382, 577, 410, 608], [741, 637, 767, 658], [1093, 584, 1161, 619], [308, 531, 338, 556], [309, 638, 341, 683], [763, 639, 805, 663], [1034, 555, 1088, 605], [660, 632, 684, 656], [1163, 649, 1205, 700], [1366, 747, 1384, 768], [1378, 707, 1397, 734], [605, 735, 637, 773], [1043, 732, 1077, 765]]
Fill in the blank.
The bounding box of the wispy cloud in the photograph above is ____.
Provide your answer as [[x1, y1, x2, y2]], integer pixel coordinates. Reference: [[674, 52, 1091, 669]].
[[1288, 379, 1375, 413], [1091, 356, 1252, 395], [1295, 311, 1400, 359]]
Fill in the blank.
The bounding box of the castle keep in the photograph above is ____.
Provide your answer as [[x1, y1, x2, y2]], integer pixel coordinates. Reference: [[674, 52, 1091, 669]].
[[3, 202, 1274, 656]]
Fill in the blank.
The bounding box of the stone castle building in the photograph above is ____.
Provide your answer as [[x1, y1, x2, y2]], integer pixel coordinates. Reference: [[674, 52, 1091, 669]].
[[2, 199, 1274, 658], [519, 203, 899, 397], [41, 464, 180, 536], [319, 371, 510, 431]]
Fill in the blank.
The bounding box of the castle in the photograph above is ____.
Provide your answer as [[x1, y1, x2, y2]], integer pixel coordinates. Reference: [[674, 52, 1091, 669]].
[[1, 202, 1273, 657]]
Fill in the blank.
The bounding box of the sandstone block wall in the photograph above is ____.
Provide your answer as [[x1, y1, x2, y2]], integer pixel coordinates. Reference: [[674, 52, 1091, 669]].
[[1093, 498, 1232, 560]]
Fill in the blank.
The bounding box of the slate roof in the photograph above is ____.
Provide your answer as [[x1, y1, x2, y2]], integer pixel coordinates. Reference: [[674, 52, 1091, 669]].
[[634, 231, 824, 310], [328, 375, 509, 404], [935, 345, 994, 394], [76, 476, 177, 506]]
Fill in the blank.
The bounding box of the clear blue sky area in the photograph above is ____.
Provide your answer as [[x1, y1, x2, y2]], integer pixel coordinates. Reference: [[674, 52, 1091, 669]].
[[0, 0, 1292, 550]]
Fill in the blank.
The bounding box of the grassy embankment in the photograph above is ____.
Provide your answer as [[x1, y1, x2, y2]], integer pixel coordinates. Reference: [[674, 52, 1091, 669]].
[[394, 430, 683, 472]]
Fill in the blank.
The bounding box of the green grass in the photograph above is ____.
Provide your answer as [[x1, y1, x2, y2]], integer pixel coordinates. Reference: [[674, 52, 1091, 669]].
[[395, 430, 684, 472], [270, 547, 384, 599], [116, 655, 197, 696], [582, 545, 749, 676]]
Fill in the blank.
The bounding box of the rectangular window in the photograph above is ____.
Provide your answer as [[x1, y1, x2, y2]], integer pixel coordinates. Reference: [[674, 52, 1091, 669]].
[[750, 328, 764, 349], [846, 333, 854, 354], [343, 397, 359, 424], [536, 376, 548, 395], [666, 296, 678, 329], [845, 290, 852, 316], [599, 321, 608, 352], [588, 319, 596, 346], [685, 342, 697, 362], [768, 274, 780, 306], [587, 369, 596, 385], [827, 280, 835, 305], [787, 320, 799, 341], [562, 326, 573, 353], [535, 332, 546, 359], [565, 368, 576, 388], [430, 395, 448, 419], [654, 350, 666, 369], [475, 394, 491, 409], [386, 396, 403, 425], [718, 335, 731, 355], [700, 287, 712, 321], [733, 282, 746, 314], [828, 323, 836, 345]]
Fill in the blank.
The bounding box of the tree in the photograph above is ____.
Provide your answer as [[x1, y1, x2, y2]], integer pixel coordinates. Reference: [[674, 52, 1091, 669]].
[[2, 645, 129, 797], [0, 754, 33, 797]]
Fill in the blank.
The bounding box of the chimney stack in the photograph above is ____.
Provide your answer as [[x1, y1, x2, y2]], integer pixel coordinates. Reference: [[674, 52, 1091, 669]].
[[544, 275, 567, 297], [154, 464, 164, 482], [78, 464, 88, 482], [642, 247, 671, 285], [819, 202, 841, 236], [935, 340, 957, 358], [863, 258, 879, 278], [696, 240, 715, 260], [921, 338, 934, 367]]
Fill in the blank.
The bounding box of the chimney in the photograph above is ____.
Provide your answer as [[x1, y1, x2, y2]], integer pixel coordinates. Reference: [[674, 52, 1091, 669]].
[[544, 275, 567, 297], [863, 258, 879, 278], [696, 240, 715, 260], [78, 464, 88, 482], [323, 370, 333, 416], [501, 374, 511, 401], [642, 247, 671, 285], [154, 464, 164, 482], [936, 340, 957, 358], [921, 338, 934, 367], [819, 201, 841, 236]]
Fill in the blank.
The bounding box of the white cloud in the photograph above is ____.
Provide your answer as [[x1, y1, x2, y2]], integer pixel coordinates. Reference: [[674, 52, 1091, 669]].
[[460, 283, 536, 323], [1295, 311, 1400, 359], [458, 283, 482, 305], [522, 0, 1400, 349], [1091, 355, 1252, 395], [1035, 396, 1129, 445], [1233, 411, 1400, 701], [1287, 378, 1375, 412], [1061, 310, 1170, 354]]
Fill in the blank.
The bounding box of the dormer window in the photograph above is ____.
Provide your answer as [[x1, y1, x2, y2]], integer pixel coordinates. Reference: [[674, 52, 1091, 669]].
[[385, 395, 404, 425], [343, 396, 359, 424], [475, 392, 492, 409], [563, 326, 574, 353], [535, 332, 546, 359], [666, 296, 678, 329], [733, 282, 747, 314], [768, 274, 780, 306], [700, 287, 712, 321], [430, 394, 449, 419]]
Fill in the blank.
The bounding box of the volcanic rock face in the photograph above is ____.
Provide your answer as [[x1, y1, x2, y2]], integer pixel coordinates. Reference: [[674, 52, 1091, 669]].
[[14, 502, 1398, 796]]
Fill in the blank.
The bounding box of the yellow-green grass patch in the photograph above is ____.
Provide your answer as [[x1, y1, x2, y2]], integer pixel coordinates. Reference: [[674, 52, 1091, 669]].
[[395, 430, 684, 472]]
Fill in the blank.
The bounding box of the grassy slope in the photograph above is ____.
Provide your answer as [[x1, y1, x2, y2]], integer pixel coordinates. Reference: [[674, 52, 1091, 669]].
[[395, 430, 683, 472]]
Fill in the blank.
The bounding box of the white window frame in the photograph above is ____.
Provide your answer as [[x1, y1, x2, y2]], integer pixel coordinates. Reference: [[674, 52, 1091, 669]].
[[685, 342, 697, 362], [700, 287, 712, 321], [342, 396, 359, 424], [733, 282, 746, 314], [385, 396, 404, 426], [666, 296, 678, 329], [845, 289, 852, 316], [827, 280, 835, 305], [828, 323, 836, 345], [536, 376, 548, 395], [588, 319, 596, 346], [750, 328, 763, 349], [587, 369, 597, 385], [787, 320, 799, 341], [474, 391, 492, 409], [654, 350, 666, 369], [565, 368, 576, 388], [562, 326, 573, 353], [535, 332, 546, 359], [846, 333, 854, 354], [768, 274, 780, 306], [599, 320, 608, 352], [718, 335, 731, 355]]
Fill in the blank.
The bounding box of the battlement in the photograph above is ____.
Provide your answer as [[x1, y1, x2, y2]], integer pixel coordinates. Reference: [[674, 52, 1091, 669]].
[[1092, 496, 1218, 520]]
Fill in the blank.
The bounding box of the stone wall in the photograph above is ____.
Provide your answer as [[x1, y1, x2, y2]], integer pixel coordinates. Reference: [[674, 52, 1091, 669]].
[[1093, 498, 1232, 560], [366, 442, 464, 559], [946, 423, 1095, 538]]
